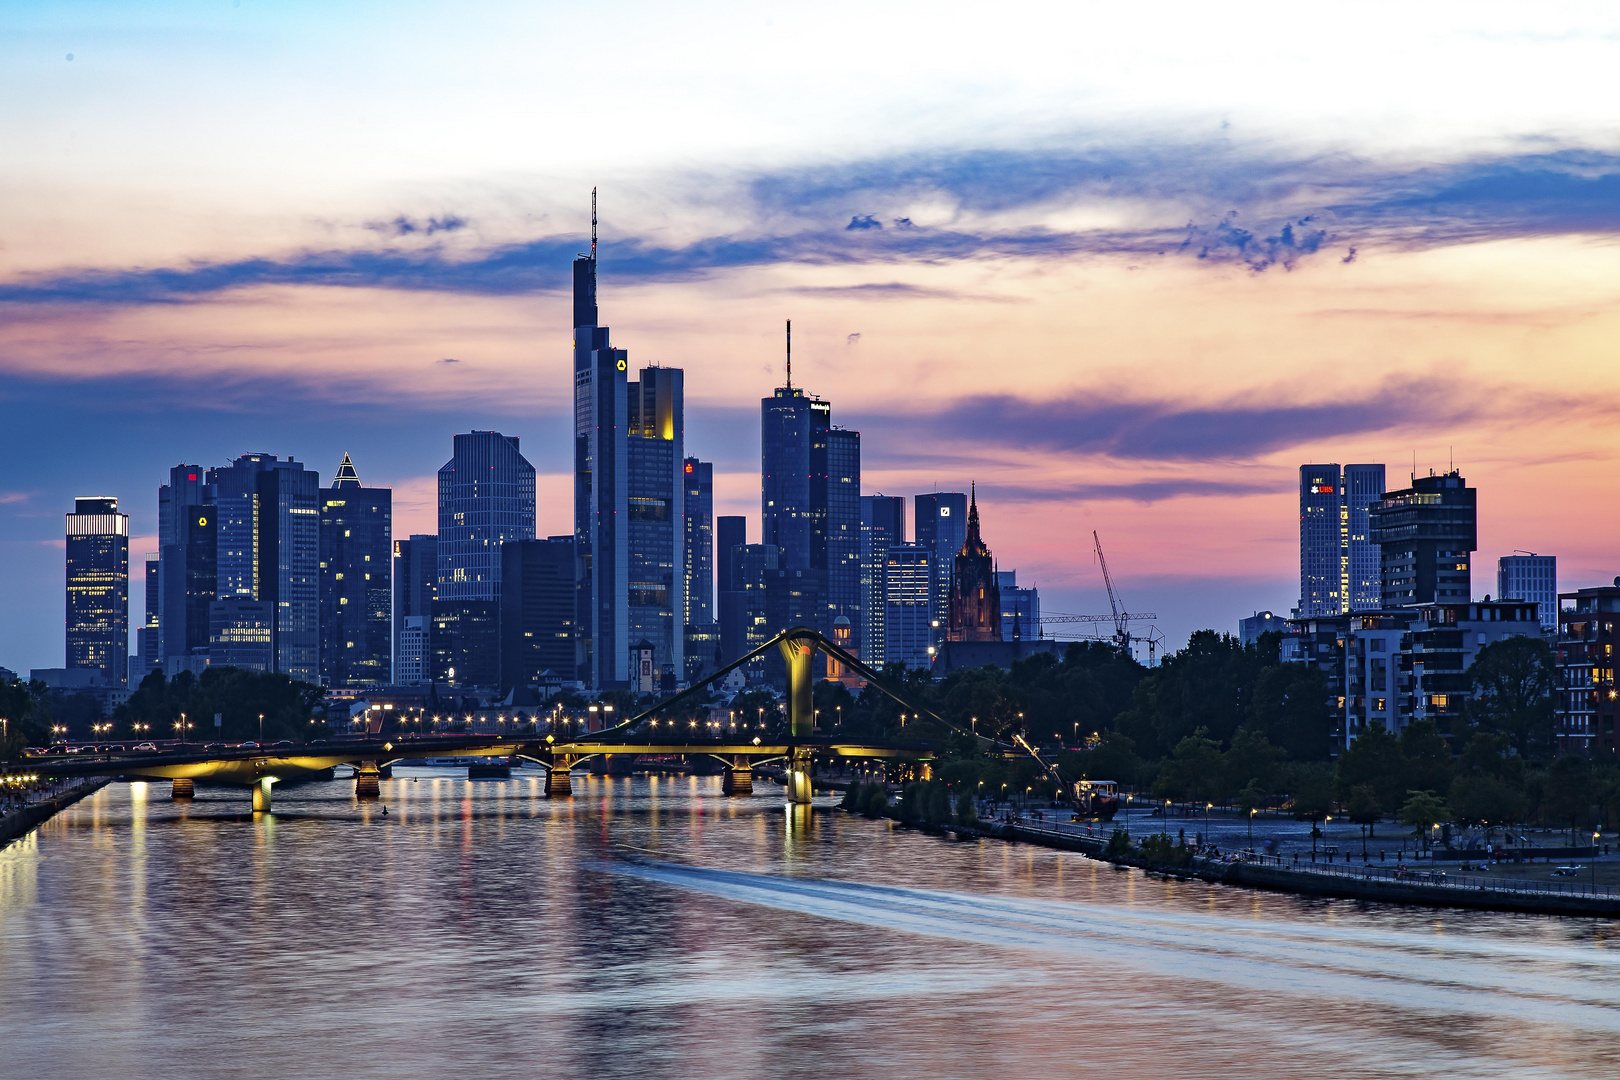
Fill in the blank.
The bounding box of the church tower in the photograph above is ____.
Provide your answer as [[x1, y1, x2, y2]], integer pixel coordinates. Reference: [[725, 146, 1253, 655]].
[[947, 485, 1001, 642]]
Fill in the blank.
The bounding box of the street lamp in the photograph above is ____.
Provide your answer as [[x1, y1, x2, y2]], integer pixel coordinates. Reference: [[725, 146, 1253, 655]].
[[1248, 807, 1257, 852], [259, 713, 265, 743]]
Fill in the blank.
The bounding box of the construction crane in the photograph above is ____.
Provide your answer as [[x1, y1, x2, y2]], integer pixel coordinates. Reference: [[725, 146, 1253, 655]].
[[1087, 530, 1166, 664]]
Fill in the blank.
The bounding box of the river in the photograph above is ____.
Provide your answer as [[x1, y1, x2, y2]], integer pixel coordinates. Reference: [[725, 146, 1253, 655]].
[[2, 769, 1618, 1079]]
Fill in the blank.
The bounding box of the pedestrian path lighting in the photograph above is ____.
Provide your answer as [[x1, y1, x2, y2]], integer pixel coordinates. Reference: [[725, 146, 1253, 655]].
[[1249, 806, 1257, 850]]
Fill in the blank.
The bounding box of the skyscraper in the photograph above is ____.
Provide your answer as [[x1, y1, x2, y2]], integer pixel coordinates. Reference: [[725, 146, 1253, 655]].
[[914, 491, 966, 627], [760, 324, 859, 650], [319, 453, 392, 688], [572, 200, 685, 689], [860, 495, 905, 664], [1298, 463, 1387, 616], [1498, 553, 1557, 631], [161, 504, 215, 670], [392, 534, 437, 682], [627, 365, 685, 684], [209, 453, 322, 682], [1342, 464, 1386, 610], [139, 553, 160, 677], [728, 543, 780, 681], [435, 431, 535, 687], [883, 542, 937, 669], [946, 488, 1000, 643], [716, 516, 750, 665], [1370, 470, 1477, 607], [683, 457, 713, 625], [500, 536, 576, 691], [156, 463, 209, 663], [65, 497, 129, 685], [826, 428, 861, 627]]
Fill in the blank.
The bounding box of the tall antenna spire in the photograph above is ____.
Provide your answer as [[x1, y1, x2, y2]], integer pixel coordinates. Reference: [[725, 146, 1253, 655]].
[[590, 186, 597, 259], [786, 319, 792, 390]]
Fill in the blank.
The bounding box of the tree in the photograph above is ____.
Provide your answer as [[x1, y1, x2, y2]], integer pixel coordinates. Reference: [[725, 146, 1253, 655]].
[[0, 677, 50, 759], [1287, 762, 1335, 821], [1153, 729, 1224, 803], [1541, 754, 1597, 832], [1345, 784, 1382, 832], [1224, 726, 1283, 799], [1335, 722, 1406, 811], [1250, 663, 1333, 761], [1399, 790, 1447, 848], [1397, 718, 1451, 797], [1466, 636, 1556, 758], [1448, 773, 1525, 826]]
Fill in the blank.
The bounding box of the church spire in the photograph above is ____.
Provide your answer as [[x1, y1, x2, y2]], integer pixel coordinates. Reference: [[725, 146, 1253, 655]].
[[964, 482, 983, 552], [333, 452, 361, 489]]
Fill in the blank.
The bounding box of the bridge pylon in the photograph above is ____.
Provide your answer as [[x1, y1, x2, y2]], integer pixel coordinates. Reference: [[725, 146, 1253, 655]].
[[721, 756, 754, 796], [171, 778, 194, 800], [251, 777, 274, 812], [778, 627, 820, 805], [355, 761, 381, 799]]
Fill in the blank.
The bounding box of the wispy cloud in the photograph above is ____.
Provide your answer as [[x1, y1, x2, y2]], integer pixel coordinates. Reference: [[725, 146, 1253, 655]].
[[858, 375, 1610, 463], [6, 142, 1620, 305]]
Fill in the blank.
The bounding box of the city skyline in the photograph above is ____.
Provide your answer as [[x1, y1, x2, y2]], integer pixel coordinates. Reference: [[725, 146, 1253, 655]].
[[8, 6, 1620, 670]]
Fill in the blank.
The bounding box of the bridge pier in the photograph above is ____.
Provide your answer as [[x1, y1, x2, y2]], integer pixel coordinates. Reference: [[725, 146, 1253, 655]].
[[251, 777, 273, 812], [355, 761, 381, 799], [170, 778, 194, 800], [786, 747, 814, 805], [545, 756, 575, 797], [721, 757, 754, 796]]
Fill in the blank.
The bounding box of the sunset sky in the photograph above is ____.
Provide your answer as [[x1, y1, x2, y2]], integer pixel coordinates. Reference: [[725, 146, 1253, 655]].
[[5, 2, 1620, 672]]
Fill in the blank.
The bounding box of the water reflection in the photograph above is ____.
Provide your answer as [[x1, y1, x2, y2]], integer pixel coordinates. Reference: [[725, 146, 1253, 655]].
[[0, 771, 1616, 1080]]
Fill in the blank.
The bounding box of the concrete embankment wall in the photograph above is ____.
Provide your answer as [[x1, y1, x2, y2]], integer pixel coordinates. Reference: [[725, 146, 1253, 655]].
[[0, 778, 112, 849], [852, 810, 1620, 919]]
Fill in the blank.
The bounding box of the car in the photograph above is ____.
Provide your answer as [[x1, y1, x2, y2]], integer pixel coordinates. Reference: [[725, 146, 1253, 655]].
[[133, 743, 158, 752], [273, 740, 293, 747], [104, 744, 126, 752], [1552, 865, 1583, 877], [238, 741, 259, 749], [309, 739, 329, 745]]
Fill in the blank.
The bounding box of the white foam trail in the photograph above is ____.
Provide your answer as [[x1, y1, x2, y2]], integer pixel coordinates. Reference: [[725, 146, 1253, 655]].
[[602, 859, 1620, 1033]]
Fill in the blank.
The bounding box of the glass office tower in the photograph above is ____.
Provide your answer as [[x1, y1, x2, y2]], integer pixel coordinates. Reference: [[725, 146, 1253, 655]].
[[319, 453, 392, 688], [65, 497, 129, 685]]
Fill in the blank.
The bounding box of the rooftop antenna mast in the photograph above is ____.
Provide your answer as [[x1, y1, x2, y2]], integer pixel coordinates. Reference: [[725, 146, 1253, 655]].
[[591, 186, 597, 259], [786, 319, 792, 390]]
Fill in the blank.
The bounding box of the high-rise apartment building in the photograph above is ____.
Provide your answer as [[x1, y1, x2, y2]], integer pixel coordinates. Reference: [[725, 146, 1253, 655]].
[[65, 497, 129, 685], [1369, 470, 1476, 607], [392, 534, 437, 682], [396, 617, 428, 684], [683, 458, 713, 624], [571, 206, 686, 689], [209, 453, 322, 682], [914, 492, 967, 626], [1498, 554, 1557, 631], [860, 495, 905, 664], [319, 454, 392, 688], [500, 537, 576, 692], [435, 431, 535, 687], [1298, 463, 1386, 616]]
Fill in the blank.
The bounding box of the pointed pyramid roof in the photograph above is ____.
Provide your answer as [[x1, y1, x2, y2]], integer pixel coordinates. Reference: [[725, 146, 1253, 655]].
[[333, 452, 362, 489]]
